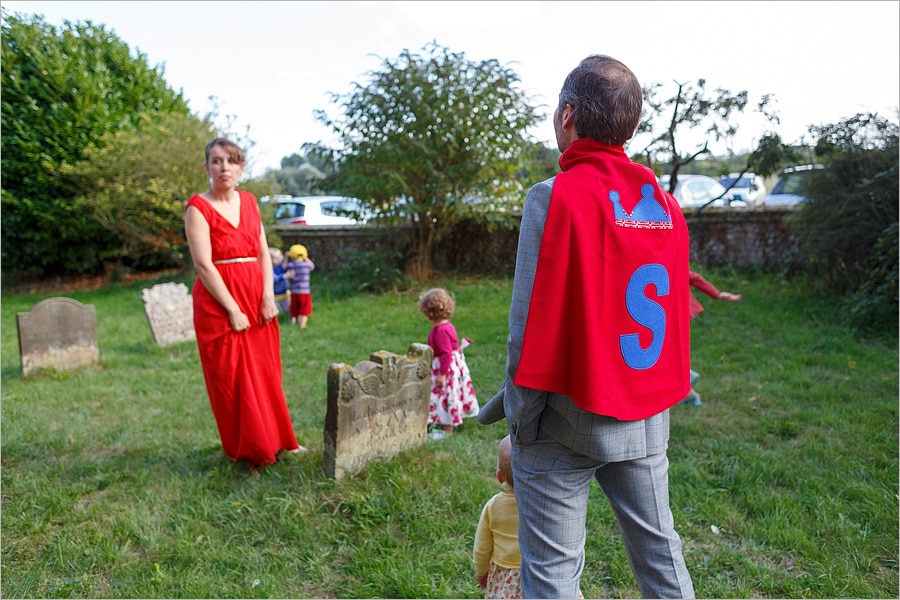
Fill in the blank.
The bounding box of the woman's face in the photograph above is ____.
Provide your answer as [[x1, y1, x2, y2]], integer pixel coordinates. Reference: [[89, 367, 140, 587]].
[[205, 144, 244, 189]]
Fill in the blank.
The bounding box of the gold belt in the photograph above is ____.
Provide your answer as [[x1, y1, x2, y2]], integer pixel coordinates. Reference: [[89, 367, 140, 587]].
[[213, 257, 257, 265]]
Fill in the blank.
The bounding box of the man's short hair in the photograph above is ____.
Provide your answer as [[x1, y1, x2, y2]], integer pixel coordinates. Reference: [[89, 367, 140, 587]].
[[558, 55, 643, 146]]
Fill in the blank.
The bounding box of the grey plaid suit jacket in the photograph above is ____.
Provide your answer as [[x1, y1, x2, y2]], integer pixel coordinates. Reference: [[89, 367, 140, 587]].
[[478, 176, 670, 462]]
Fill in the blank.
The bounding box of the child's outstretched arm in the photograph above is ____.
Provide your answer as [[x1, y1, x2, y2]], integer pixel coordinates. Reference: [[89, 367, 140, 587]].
[[690, 270, 742, 301], [717, 291, 742, 301]]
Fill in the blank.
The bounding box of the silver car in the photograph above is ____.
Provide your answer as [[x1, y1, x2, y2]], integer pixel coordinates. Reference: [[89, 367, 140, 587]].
[[764, 165, 824, 206], [658, 174, 729, 208]]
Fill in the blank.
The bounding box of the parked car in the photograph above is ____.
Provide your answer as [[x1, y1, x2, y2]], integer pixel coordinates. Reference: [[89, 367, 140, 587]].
[[658, 174, 729, 208], [272, 196, 371, 226], [764, 164, 824, 206], [260, 194, 292, 204], [718, 173, 767, 206]]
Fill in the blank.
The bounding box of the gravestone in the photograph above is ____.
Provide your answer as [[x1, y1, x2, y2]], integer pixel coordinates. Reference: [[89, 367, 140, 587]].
[[141, 282, 195, 347], [17, 297, 99, 376], [324, 343, 433, 479]]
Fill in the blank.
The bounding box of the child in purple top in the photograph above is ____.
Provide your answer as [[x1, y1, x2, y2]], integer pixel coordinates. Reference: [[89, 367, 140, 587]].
[[285, 244, 315, 328]]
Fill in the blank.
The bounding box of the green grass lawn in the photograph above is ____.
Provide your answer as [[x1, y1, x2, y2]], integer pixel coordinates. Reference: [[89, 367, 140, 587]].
[[2, 269, 897, 598]]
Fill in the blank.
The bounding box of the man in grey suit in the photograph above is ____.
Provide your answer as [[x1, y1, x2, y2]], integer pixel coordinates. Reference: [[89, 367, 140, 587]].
[[478, 55, 696, 599]]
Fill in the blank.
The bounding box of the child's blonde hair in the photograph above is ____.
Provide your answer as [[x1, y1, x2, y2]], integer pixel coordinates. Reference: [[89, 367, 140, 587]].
[[417, 288, 455, 321]]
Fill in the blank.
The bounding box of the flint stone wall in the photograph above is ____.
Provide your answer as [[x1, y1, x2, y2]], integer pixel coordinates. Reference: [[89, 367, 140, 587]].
[[17, 297, 99, 376], [275, 207, 799, 274], [324, 343, 433, 479]]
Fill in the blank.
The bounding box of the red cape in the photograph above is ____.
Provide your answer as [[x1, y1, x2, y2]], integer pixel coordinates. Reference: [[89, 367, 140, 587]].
[[514, 139, 691, 420]]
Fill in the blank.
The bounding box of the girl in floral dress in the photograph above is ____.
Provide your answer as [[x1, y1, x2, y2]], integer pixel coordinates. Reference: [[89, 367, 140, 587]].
[[417, 288, 479, 439]]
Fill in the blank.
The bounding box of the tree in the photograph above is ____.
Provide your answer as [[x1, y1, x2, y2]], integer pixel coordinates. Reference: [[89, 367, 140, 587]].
[[636, 79, 780, 192], [791, 112, 899, 331], [695, 131, 799, 214], [516, 140, 561, 192], [1, 10, 192, 275], [57, 111, 217, 272], [264, 149, 329, 197], [306, 42, 542, 280]]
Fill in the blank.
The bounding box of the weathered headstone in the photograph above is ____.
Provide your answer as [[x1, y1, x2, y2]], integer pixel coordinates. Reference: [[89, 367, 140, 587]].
[[141, 282, 195, 347], [324, 343, 433, 479], [17, 297, 99, 376]]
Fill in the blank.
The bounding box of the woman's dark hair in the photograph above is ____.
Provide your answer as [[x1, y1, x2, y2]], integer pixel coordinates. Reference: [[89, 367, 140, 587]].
[[558, 55, 642, 145]]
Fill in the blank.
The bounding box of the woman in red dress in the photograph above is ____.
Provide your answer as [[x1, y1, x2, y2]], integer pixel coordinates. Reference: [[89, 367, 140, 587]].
[[184, 138, 305, 469]]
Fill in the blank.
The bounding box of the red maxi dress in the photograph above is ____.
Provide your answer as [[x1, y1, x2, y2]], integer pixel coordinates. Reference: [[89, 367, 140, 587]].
[[187, 191, 299, 466]]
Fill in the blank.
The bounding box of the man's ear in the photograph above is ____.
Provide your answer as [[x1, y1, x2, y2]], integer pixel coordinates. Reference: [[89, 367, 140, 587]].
[[560, 103, 575, 129]]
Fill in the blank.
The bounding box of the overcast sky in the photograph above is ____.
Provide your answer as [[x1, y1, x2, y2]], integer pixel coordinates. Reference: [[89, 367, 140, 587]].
[[4, 1, 899, 176]]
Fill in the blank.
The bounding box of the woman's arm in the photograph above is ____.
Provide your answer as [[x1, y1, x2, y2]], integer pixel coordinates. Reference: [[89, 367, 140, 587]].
[[185, 205, 250, 331], [257, 223, 279, 322]]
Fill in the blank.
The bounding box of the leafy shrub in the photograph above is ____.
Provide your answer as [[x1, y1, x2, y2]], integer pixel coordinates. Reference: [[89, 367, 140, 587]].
[[790, 112, 899, 333], [1, 11, 192, 275], [844, 222, 898, 333], [321, 249, 410, 300]]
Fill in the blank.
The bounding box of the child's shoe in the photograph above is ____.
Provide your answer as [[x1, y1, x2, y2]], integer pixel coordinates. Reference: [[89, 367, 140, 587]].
[[690, 370, 700, 385], [681, 391, 702, 406]]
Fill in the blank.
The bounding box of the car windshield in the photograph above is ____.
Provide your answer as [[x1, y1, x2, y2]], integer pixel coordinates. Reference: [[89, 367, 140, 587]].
[[720, 177, 752, 188], [771, 172, 810, 195], [274, 203, 303, 220], [693, 179, 723, 201]]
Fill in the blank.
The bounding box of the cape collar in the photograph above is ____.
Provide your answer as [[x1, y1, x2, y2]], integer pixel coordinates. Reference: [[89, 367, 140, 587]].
[[559, 138, 628, 172]]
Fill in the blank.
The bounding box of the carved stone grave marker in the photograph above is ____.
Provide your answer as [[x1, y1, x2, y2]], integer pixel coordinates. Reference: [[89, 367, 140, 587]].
[[17, 297, 99, 376], [324, 343, 433, 479], [141, 282, 195, 347]]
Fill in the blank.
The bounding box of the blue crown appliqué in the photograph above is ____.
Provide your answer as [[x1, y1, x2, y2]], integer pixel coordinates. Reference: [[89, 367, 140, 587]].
[[608, 184, 673, 229]]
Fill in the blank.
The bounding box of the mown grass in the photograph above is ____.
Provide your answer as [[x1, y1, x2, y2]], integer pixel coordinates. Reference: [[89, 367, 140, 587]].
[[2, 268, 897, 598]]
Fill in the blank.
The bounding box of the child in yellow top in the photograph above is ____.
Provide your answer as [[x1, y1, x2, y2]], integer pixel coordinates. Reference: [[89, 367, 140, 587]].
[[473, 435, 522, 599]]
